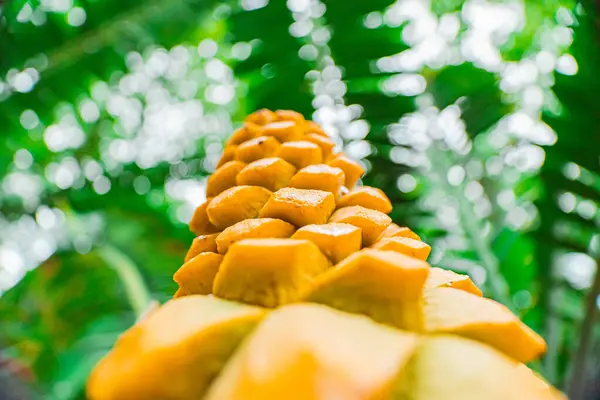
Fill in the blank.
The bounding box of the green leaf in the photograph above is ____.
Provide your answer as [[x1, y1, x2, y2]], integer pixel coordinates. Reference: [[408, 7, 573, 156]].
[[428, 63, 511, 135]]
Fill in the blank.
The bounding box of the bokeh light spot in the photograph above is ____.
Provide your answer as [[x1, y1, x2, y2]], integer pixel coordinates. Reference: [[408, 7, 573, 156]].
[[20, 109, 40, 130], [556, 54, 578, 75], [67, 7, 86, 26], [14, 149, 34, 170], [397, 174, 417, 193], [93, 176, 111, 195]]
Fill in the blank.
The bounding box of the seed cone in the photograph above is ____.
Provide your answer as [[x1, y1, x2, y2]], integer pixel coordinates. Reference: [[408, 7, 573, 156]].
[[88, 109, 564, 400]]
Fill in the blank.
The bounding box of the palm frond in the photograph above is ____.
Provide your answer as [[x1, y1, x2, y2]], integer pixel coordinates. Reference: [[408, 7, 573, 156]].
[[536, 2, 600, 391]]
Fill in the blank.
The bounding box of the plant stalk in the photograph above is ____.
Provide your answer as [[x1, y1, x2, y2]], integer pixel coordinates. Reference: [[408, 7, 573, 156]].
[[428, 145, 515, 311], [567, 257, 600, 400], [97, 245, 153, 318]]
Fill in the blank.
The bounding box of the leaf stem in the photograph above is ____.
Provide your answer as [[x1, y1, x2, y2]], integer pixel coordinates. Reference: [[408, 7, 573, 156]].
[[567, 256, 600, 400], [542, 285, 562, 384], [428, 145, 515, 311], [97, 245, 153, 317]]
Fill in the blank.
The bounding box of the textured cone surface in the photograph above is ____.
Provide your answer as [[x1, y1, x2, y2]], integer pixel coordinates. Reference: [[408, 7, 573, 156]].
[[291, 222, 362, 264], [87, 296, 265, 400], [423, 267, 482, 296], [421, 288, 546, 363], [205, 303, 419, 400], [371, 236, 432, 261], [88, 109, 562, 399], [235, 157, 296, 191], [174, 252, 223, 295], [302, 249, 429, 330], [213, 238, 331, 308], [337, 186, 393, 214], [391, 336, 563, 400], [330, 205, 392, 246], [215, 218, 296, 254], [184, 233, 219, 262]]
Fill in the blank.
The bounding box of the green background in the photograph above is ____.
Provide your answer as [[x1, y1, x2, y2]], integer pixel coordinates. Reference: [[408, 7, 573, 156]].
[[0, 0, 599, 398]]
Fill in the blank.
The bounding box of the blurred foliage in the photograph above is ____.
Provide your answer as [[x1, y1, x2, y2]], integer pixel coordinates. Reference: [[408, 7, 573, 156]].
[[0, 0, 599, 399]]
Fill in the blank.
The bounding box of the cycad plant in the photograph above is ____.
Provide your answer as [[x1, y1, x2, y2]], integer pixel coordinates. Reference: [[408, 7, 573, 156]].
[[0, 0, 598, 399]]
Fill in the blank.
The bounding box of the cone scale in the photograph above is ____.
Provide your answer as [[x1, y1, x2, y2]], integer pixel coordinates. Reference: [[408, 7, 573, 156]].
[[87, 109, 564, 400]]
